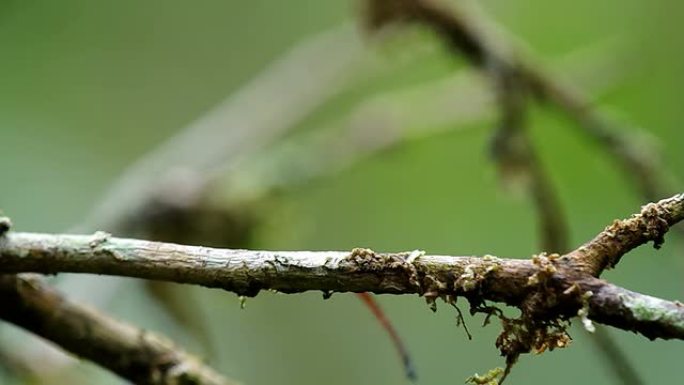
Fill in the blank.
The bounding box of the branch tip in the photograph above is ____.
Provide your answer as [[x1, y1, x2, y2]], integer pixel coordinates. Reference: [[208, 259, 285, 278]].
[[565, 193, 684, 275]]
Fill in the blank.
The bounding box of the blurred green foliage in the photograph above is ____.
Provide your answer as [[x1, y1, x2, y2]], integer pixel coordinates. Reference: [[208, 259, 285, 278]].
[[0, 0, 682, 384]]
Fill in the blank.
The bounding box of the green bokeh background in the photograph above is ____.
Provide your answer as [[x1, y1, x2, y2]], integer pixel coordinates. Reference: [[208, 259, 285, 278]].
[[1, 0, 682, 384]]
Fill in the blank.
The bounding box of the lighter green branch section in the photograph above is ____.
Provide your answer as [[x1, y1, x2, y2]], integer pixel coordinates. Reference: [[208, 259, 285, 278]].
[[622, 293, 684, 332]]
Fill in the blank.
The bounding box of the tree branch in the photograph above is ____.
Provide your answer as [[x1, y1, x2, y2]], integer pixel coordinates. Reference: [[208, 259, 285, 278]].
[[579, 277, 684, 340], [365, 0, 678, 219], [0, 274, 236, 385], [1, 194, 683, 342], [564, 193, 684, 275]]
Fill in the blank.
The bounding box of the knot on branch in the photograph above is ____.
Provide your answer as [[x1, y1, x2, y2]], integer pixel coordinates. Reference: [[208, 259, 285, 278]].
[[521, 253, 571, 319], [526, 253, 559, 287], [637, 201, 671, 249], [89, 231, 112, 248], [454, 255, 501, 293], [609, 199, 670, 248], [341, 248, 422, 291], [594, 200, 670, 270]]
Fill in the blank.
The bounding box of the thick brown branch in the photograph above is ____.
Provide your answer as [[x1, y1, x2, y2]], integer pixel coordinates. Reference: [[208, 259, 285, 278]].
[[0, 274, 235, 385], [1, 193, 683, 341]]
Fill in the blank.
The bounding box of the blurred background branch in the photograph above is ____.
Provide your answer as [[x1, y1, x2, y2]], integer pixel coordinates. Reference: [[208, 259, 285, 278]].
[[364, 0, 679, 214], [0, 274, 236, 385]]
